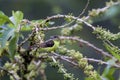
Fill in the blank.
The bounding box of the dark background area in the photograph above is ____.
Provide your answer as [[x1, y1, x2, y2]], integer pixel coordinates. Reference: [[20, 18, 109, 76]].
[[0, 0, 120, 80]]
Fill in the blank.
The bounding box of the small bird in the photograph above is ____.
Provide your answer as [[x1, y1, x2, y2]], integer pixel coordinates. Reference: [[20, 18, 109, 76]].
[[39, 39, 59, 52]]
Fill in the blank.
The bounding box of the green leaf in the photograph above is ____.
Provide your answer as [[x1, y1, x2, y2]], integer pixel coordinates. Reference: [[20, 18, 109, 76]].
[[102, 66, 116, 80], [20, 25, 32, 31], [104, 42, 120, 61], [0, 11, 12, 25], [8, 33, 19, 59], [11, 11, 23, 26], [0, 27, 15, 48]]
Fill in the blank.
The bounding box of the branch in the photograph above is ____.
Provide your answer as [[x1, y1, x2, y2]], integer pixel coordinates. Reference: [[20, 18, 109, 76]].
[[39, 20, 74, 31], [84, 1, 120, 20], [58, 36, 113, 58], [52, 53, 120, 68], [86, 58, 120, 68], [46, 14, 96, 30], [78, 0, 90, 17], [18, 30, 35, 47]]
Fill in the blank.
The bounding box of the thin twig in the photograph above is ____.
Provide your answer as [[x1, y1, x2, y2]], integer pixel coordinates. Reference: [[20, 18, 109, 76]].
[[39, 20, 74, 31], [19, 30, 35, 47], [52, 53, 78, 66], [86, 58, 120, 68], [78, 0, 90, 17]]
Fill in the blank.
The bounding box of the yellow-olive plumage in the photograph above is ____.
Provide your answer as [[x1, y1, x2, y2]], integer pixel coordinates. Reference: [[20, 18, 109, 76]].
[[39, 40, 59, 52]]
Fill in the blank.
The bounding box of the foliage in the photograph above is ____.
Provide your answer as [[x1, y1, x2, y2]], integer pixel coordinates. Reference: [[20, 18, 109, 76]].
[[0, 0, 120, 80], [93, 26, 120, 40]]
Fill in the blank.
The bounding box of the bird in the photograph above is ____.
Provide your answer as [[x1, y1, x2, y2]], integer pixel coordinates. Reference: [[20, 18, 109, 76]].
[[39, 39, 59, 52]]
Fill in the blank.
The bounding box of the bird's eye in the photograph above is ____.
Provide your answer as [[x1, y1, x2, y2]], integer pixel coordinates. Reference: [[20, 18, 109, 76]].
[[50, 35, 59, 39]]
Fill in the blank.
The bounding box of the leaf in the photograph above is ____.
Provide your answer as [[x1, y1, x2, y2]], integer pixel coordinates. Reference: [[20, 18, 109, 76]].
[[20, 25, 32, 31], [0, 26, 15, 48], [10, 11, 23, 26], [102, 65, 116, 80], [0, 11, 12, 25], [101, 59, 116, 80], [8, 33, 19, 59], [104, 42, 120, 61]]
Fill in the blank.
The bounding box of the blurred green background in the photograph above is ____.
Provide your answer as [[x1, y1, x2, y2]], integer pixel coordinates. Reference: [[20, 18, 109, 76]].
[[0, 0, 120, 80]]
